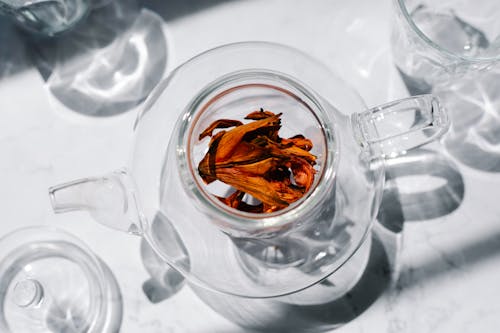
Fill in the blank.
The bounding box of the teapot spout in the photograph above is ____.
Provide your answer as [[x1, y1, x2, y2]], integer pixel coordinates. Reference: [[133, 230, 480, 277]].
[[49, 170, 143, 235]]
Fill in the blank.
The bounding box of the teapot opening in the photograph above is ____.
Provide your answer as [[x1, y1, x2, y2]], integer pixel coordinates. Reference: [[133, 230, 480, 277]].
[[176, 70, 338, 235]]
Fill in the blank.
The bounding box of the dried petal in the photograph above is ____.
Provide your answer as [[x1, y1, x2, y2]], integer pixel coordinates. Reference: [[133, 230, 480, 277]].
[[217, 190, 266, 213], [223, 140, 269, 164], [289, 158, 316, 191], [199, 119, 243, 140], [214, 167, 295, 207], [237, 201, 264, 213], [281, 135, 313, 151], [197, 109, 317, 213], [198, 131, 225, 184], [217, 190, 245, 208], [281, 145, 316, 165], [216, 114, 282, 162], [251, 135, 316, 164], [245, 108, 277, 120], [217, 157, 282, 175]]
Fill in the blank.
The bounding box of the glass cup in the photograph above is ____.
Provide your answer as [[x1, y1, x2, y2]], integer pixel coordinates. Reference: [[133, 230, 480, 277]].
[[0, 0, 97, 36], [391, 0, 500, 94], [392, 0, 500, 171]]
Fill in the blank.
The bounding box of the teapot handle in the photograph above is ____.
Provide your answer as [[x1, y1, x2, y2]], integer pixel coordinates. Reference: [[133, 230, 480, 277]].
[[48, 169, 143, 235], [351, 94, 449, 159]]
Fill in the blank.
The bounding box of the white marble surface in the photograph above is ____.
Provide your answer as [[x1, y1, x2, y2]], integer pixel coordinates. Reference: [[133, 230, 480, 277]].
[[1, 0, 500, 332]]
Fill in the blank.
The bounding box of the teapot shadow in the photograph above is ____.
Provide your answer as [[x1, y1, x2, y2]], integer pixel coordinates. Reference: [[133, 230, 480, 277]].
[[395, 229, 500, 293], [378, 148, 465, 224], [138, 0, 240, 22], [397, 67, 432, 96]]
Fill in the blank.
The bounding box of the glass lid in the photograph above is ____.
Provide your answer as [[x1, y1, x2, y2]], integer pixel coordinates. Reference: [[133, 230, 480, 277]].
[[0, 227, 122, 333]]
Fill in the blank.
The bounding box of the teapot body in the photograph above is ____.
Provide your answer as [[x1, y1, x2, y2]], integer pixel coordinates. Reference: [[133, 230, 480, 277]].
[[132, 43, 385, 297]]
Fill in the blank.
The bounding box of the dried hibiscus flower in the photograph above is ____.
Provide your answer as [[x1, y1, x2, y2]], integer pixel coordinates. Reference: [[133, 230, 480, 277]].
[[198, 108, 316, 213]]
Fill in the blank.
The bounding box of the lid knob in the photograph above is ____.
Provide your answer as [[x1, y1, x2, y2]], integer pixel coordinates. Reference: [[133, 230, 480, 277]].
[[12, 279, 44, 309]]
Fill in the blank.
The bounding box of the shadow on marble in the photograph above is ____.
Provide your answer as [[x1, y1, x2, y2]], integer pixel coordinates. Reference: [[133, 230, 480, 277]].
[[397, 67, 432, 96], [377, 148, 465, 225], [0, 0, 237, 83], [396, 228, 500, 291], [137, 0, 239, 22], [28, 0, 167, 117], [214, 327, 262, 333], [0, 18, 30, 80], [27, 0, 243, 117], [140, 238, 186, 304], [139, 212, 191, 303]]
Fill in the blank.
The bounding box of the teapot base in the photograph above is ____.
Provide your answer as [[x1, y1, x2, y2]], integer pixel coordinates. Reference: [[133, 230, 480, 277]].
[[192, 233, 390, 332]]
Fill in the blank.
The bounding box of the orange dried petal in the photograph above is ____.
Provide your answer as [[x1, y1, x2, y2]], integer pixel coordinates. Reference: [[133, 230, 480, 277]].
[[197, 109, 317, 213], [216, 114, 282, 162], [281, 135, 313, 151], [251, 135, 316, 164], [217, 190, 245, 208], [199, 119, 243, 140], [245, 108, 277, 120], [215, 168, 290, 208], [198, 131, 225, 183], [289, 158, 316, 191]]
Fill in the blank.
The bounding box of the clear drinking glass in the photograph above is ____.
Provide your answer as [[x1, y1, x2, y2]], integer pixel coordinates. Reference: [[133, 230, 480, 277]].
[[391, 0, 500, 94], [392, 0, 500, 172], [0, 0, 92, 36]]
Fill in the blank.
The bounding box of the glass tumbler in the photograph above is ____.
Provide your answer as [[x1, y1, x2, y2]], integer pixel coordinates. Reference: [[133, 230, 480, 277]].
[[392, 0, 500, 171], [0, 0, 92, 36], [391, 0, 500, 94]]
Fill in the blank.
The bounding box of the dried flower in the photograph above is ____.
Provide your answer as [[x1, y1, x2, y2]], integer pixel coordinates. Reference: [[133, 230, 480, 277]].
[[198, 109, 316, 213]]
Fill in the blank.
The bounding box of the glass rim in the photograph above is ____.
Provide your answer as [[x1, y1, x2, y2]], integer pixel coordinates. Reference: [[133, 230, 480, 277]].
[[179, 69, 338, 235], [396, 0, 500, 63], [0, 226, 106, 331]]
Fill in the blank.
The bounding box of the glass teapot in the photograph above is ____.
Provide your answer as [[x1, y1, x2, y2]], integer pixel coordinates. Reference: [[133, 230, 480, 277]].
[[49, 42, 448, 300]]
